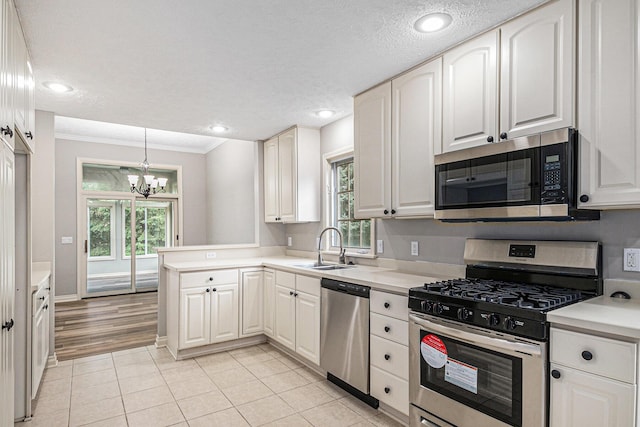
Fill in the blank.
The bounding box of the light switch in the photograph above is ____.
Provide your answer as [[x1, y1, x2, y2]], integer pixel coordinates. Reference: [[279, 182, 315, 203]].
[[376, 240, 384, 254], [411, 241, 419, 256], [61, 236, 73, 244]]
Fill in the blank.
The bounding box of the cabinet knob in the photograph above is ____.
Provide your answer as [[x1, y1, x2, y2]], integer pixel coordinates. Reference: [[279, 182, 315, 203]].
[[500, 132, 508, 140], [384, 326, 390, 333], [383, 209, 389, 215], [45, 287, 51, 291], [487, 136, 494, 143], [384, 387, 390, 394], [290, 291, 294, 296], [206, 288, 210, 292], [581, 350, 593, 361], [551, 369, 561, 379], [209, 277, 213, 281], [44, 304, 48, 310], [2, 319, 14, 331], [384, 354, 391, 361], [391, 209, 396, 215], [384, 302, 390, 309], [25, 131, 33, 140], [39, 296, 45, 300], [579, 194, 589, 203], [294, 292, 298, 297], [212, 288, 217, 292]]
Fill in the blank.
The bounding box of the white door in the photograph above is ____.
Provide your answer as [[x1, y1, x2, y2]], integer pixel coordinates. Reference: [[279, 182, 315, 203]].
[[391, 57, 442, 217], [500, 0, 574, 139], [241, 270, 263, 337], [295, 291, 320, 365], [274, 284, 296, 351], [263, 270, 275, 337], [179, 287, 210, 349], [443, 31, 498, 152], [550, 365, 636, 427], [578, 0, 640, 208], [354, 81, 392, 218], [277, 128, 297, 222], [210, 283, 239, 343], [263, 137, 280, 222]]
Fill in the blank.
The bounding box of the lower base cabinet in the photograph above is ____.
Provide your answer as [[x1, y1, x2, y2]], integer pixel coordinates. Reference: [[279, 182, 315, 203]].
[[31, 286, 50, 398]]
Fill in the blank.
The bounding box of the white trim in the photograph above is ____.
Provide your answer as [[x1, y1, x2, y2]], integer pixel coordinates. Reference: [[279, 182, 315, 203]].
[[56, 132, 221, 154], [155, 335, 168, 348], [55, 294, 79, 303], [46, 354, 59, 368]]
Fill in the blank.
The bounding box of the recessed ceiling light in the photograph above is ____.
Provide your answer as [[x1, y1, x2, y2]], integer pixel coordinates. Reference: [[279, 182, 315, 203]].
[[42, 81, 73, 93], [414, 13, 452, 33], [316, 110, 335, 119], [211, 125, 228, 133]]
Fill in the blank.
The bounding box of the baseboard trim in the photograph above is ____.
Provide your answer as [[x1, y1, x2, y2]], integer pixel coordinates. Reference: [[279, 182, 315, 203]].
[[173, 335, 267, 360], [155, 335, 168, 348], [47, 353, 59, 368], [55, 294, 78, 303]]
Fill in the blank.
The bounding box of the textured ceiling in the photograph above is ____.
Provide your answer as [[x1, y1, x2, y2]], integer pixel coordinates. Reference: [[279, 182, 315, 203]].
[[17, 0, 547, 143]]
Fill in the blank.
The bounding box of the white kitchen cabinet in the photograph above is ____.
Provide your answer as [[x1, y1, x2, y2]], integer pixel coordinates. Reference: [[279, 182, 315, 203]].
[[11, 2, 33, 151], [263, 269, 275, 337], [577, 0, 640, 209], [0, 0, 13, 150], [210, 283, 239, 343], [355, 57, 442, 219], [263, 126, 320, 223], [31, 290, 49, 398], [443, 31, 498, 153], [274, 284, 296, 350], [442, 0, 574, 152], [179, 287, 210, 349], [240, 270, 264, 337], [295, 290, 320, 365], [549, 327, 637, 427]]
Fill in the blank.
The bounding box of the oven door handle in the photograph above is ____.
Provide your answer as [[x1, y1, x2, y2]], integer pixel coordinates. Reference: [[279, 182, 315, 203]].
[[410, 313, 542, 357]]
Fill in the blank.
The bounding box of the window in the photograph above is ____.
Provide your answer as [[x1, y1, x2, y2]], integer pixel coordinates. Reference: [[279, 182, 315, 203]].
[[123, 204, 168, 258], [326, 153, 374, 255], [87, 203, 116, 259]]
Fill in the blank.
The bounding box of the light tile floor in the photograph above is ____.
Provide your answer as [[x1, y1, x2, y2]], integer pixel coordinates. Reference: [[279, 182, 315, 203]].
[[16, 343, 405, 427]]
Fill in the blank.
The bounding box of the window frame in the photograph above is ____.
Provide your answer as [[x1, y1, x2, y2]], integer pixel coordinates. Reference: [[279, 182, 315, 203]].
[[87, 201, 117, 261], [322, 148, 375, 258], [121, 202, 171, 260]]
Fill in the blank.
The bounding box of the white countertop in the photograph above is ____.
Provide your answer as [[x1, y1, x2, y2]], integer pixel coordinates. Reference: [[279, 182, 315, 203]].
[[163, 256, 451, 295], [31, 262, 52, 293], [548, 295, 640, 339]]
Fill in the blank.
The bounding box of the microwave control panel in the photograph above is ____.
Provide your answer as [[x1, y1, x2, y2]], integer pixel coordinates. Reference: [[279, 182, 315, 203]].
[[541, 143, 568, 204]]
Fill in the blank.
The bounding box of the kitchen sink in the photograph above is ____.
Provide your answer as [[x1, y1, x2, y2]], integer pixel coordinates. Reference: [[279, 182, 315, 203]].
[[293, 263, 354, 271]]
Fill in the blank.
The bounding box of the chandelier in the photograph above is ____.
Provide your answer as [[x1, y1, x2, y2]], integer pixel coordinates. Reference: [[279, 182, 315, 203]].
[[127, 128, 168, 198]]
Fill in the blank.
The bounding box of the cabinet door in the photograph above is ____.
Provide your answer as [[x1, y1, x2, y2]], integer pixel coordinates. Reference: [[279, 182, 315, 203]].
[[31, 302, 48, 398], [179, 287, 210, 349], [278, 128, 297, 222], [295, 291, 320, 365], [263, 270, 275, 337], [354, 81, 391, 219], [241, 271, 263, 337], [263, 137, 280, 222], [0, 0, 13, 150], [443, 31, 498, 152], [500, 0, 574, 139], [12, 4, 26, 139], [578, 0, 640, 208], [210, 283, 239, 343], [391, 58, 441, 217], [550, 365, 636, 427], [274, 284, 296, 351]]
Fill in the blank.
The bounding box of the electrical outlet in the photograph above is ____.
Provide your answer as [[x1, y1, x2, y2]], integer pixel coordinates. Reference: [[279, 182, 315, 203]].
[[624, 248, 640, 272], [206, 251, 217, 259], [377, 240, 384, 254], [287, 236, 292, 247], [411, 241, 419, 256]]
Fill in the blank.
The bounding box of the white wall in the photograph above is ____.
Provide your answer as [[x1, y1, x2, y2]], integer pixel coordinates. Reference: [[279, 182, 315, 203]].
[[32, 111, 55, 263], [55, 139, 208, 296]]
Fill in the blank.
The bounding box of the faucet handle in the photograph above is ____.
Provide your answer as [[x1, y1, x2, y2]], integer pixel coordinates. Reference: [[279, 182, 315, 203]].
[[339, 248, 346, 264]]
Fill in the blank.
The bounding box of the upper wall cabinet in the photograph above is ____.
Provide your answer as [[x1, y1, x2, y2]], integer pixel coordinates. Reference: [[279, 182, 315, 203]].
[[263, 126, 320, 223], [577, 0, 640, 209], [11, 1, 34, 152], [354, 58, 442, 219], [0, 0, 13, 150], [442, 0, 574, 153]]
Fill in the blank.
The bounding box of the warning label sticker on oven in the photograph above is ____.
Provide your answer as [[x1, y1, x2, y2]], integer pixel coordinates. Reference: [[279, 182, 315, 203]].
[[420, 334, 447, 368], [445, 357, 478, 394]]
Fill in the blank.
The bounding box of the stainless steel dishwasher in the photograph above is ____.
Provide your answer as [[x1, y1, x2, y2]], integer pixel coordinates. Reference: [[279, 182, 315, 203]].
[[320, 278, 377, 407]]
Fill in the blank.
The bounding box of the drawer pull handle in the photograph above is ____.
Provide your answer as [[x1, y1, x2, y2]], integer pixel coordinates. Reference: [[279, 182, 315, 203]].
[[384, 354, 391, 361], [551, 369, 561, 379], [384, 387, 390, 394], [384, 326, 390, 333], [384, 302, 390, 309], [39, 296, 45, 300], [581, 350, 593, 361]]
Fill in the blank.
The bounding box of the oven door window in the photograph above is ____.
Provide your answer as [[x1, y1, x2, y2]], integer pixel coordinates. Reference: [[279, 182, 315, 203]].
[[419, 330, 523, 427], [435, 148, 540, 209]]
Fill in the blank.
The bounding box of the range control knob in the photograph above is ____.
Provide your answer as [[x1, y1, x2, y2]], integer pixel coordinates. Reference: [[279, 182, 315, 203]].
[[457, 307, 470, 321], [421, 300, 434, 313], [433, 303, 444, 315], [488, 313, 501, 327], [505, 316, 517, 330]]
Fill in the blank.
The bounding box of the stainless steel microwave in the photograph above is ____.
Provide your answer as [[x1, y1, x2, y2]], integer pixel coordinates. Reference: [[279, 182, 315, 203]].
[[434, 128, 599, 221]]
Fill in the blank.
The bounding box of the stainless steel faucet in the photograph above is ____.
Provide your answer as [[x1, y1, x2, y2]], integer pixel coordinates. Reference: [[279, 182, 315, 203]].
[[316, 226, 346, 266]]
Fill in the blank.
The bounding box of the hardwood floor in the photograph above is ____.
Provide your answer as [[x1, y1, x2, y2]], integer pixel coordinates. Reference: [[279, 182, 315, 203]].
[[55, 292, 158, 361]]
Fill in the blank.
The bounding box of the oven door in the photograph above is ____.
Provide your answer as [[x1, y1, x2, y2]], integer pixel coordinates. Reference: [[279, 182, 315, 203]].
[[409, 313, 546, 427]]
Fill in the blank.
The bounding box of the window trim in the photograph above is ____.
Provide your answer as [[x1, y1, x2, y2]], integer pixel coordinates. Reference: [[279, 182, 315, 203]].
[[121, 203, 171, 260], [322, 148, 375, 258], [87, 201, 116, 261]]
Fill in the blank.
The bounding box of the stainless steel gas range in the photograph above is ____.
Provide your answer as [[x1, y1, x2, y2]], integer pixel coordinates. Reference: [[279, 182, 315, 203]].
[[408, 239, 602, 427]]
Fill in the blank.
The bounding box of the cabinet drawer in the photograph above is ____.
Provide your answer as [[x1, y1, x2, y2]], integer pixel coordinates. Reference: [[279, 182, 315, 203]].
[[275, 270, 296, 288], [551, 328, 637, 384], [33, 286, 49, 313], [370, 334, 409, 380], [371, 290, 408, 320], [370, 312, 408, 346], [296, 274, 320, 297], [371, 366, 409, 416], [181, 269, 238, 289]]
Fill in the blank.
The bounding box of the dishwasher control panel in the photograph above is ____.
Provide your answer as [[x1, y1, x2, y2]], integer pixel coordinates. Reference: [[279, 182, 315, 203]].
[[321, 278, 370, 297]]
